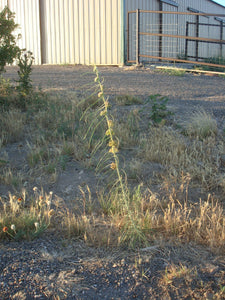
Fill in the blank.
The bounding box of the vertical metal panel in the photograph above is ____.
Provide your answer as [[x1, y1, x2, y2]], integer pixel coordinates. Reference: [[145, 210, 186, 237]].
[[177, 0, 225, 59], [125, 0, 160, 63], [7, 0, 41, 65], [0, 0, 7, 10], [40, 0, 121, 65], [78, 0, 85, 64], [161, 3, 178, 58]]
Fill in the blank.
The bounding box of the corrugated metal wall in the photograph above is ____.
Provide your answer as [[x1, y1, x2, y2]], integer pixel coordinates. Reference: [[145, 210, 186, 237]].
[[1, 0, 122, 65], [1, 0, 225, 65], [7, 0, 41, 64], [177, 0, 225, 58], [40, 0, 121, 65], [0, 0, 7, 10]]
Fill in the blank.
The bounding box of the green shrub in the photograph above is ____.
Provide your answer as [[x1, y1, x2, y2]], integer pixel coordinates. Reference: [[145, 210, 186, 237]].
[[0, 6, 21, 72], [16, 50, 34, 96], [144, 94, 173, 124]]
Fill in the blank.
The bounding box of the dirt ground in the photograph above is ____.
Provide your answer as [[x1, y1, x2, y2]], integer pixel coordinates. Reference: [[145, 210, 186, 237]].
[[0, 65, 225, 299], [4, 63, 225, 124]]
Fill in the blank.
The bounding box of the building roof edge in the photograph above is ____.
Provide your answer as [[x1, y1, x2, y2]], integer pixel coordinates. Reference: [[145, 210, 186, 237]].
[[208, 0, 225, 9]]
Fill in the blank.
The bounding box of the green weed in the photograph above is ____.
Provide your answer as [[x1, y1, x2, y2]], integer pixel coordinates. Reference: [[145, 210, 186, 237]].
[[16, 51, 34, 97], [161, 68, 186, 76], [144, 94, 173, 124]]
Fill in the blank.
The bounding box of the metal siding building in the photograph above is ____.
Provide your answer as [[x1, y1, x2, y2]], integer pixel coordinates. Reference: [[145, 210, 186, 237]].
[[176, 0, 225, 59], [0, 0, 225, 65], [39, 0, 121, 65], [125, 0, 225, 63]]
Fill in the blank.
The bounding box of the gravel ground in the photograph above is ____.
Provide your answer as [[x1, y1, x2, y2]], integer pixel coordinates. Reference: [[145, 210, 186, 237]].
[[1, 234, 224, 300], [4, 64, 225, 125], [1, 65, 225, 299]]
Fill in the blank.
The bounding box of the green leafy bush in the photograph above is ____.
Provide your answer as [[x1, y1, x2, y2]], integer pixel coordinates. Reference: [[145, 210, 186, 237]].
[[0, 6, 21, 72], [146, 94, 173, 124]]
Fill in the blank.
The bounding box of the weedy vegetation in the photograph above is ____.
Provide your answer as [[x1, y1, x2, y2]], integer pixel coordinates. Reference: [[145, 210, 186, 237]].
[[159, 68, 186, 76], [114, 94, 143, 106], [0, 64, 224, 253], [194, 56, 225, 73], [142, 94, 173, 125], [0, 65, 224, 298]]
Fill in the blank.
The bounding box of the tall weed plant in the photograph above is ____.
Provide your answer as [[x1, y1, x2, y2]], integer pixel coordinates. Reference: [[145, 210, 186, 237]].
[[16, 50, 34, 97], [93, 66, 147, 247]]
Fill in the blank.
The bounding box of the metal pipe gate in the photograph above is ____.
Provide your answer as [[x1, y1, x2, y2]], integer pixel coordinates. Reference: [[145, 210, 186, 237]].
[[127, 10, 225, 69]]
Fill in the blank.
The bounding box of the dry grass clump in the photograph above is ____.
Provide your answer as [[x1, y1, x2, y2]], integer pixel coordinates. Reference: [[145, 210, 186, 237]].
[[126, 158, 143, 180], [0, 110, 25, 144], [141, 126, 223, 189], [0, 167, 24, 188], [114, 94, 143, 106], [160, 195, 225, 250], [161, 263, 193, 285], [10, 173, 218, 251], [97, 182, 225, 251], [32, 97, 81, 139], [62, 211, 119, 247], [141, 127, 186, 166], [114, 109, 140, 148], [159, 260, 225, 299], [25, 89, 107, 175], [0, 188, 56, 241], [184, 109, 218, 138]]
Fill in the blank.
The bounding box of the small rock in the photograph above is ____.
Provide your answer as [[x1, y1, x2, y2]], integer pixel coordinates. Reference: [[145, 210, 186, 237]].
[[65, 185, 74, 195]]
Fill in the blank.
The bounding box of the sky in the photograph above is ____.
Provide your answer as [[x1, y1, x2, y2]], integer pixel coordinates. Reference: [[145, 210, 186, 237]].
[[214, 0, 225, 7]]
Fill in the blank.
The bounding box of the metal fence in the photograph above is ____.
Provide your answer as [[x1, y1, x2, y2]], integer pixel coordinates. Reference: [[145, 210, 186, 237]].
[[127, 10, 225, 70]]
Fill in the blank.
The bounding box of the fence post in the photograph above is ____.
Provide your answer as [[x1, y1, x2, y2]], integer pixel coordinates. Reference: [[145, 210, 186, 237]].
[[136, 9, 140, 65], [185, 21, 189, 59], [195, 15, 199, 61], [220, 20, 223, 57], [159, 2, 163, 60], [127, 12, 130, 62]]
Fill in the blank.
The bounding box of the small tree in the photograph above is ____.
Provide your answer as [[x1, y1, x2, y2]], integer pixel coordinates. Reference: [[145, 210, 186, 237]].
[[0, 6, 21, 72]]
